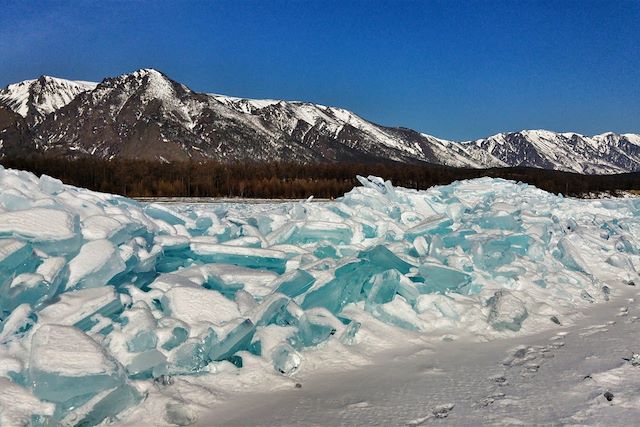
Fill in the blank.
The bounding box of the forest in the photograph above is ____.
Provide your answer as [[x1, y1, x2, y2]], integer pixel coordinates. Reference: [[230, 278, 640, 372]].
[[2, 156, 639, 199]]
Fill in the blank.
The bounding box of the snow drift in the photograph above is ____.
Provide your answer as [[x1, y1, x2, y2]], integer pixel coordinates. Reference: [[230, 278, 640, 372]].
[[0, 166, 639, 425]]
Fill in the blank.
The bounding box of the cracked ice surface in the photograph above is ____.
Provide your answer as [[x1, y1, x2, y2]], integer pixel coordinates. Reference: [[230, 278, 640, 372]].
[[0, 166, 639, 425]]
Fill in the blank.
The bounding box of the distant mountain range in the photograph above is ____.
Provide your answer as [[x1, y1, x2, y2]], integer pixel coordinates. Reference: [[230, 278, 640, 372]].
[[1, 68, 638, 174]]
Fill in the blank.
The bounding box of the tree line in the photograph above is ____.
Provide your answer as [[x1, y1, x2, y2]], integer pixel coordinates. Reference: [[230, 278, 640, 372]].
[[2, 156, 639, 199]]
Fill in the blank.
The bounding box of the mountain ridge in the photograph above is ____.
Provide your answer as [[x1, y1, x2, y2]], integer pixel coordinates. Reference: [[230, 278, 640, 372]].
[[0, 68, 638, 174]]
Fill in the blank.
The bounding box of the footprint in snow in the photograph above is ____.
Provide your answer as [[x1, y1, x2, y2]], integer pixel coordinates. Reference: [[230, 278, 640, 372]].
[[346, 401, 370, 409], [579, 324, 609, 337], [406, 403, 455, 425]]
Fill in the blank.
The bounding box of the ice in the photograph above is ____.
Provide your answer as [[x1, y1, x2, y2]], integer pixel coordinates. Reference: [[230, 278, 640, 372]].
[[2, 169, 640, 424], [271, 269, 316, 297], [208, 319, 256, 361], [0, 208, 76, 241], [66, 239, 126, 290], [486, 290, 528, 331], [190, 243, 288, 273], [271, 343, 302, 375], [160, 286, 241, 329], [29, 325, 124, 404], [418, 262, 472, 293], [0, 377, 55, 426], [363, 269, 401, 304], [38, 286, 123, 331]]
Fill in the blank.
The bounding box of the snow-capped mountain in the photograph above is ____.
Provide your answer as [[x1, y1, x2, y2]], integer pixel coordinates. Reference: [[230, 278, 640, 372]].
[[0, 76, 96, 126], [0, 68, 638, 174]]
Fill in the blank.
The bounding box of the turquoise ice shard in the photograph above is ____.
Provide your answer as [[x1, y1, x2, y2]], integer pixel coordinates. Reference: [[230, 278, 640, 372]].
[[0, 304, 36, 343], [0, 239, 34, 276], [487, 290, 528, 331], [271, 343, 301, 375], [288, 221, 353, 244], [555, 236, 590, 273], [418, 262, 472, 293], [404, 215, 453, 239], [170, 328, 218, 374], [0, 273, 53, 315], [190, 243, 288, 273], [339, 319, 361, 345], [363, 269, 401, 304], [272, 269, 316, 298], [56, 384, 142, 427], [143, 204, 186, 226], [38, 286, 123, 332], [301, 260, 372, 313], [209, 319, 256, 362], [250, 294, 290, 327], [289, 309, 340, 348], [358, 245, 413, 274], [0, 378, 55, 426], [126, 349, 167, 379], [122, 302, 158, 353], [65, 239, 126, 290], [29, 325, 124, 404]]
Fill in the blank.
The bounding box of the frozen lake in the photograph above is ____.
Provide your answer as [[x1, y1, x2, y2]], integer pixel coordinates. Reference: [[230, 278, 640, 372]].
[[1, 167, 639, 426]]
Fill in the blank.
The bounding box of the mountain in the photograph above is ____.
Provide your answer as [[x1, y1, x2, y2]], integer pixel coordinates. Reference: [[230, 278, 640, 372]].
[[0, 76, 96, 126], [0, 68, 638, 174]]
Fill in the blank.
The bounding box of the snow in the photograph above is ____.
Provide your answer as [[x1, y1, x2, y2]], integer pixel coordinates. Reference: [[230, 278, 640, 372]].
[[1, 164, 640, 425], [0, 208, 76, 241], [29, 324, 118, 376], [0, 76, 96, 119]]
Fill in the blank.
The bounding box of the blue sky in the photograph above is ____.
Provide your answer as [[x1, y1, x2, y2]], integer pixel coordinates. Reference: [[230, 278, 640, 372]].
[[1, 0, 638, 140]]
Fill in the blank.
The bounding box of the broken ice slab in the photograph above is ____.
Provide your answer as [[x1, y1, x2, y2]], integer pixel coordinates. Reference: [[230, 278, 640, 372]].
[[29, 325, 124, 404], [366, 298, 422, 331], [143, 204, 187, 226], [0, 239, 35, 276], [271, 269, 316, 298], [65, 239, 126, 290], [0, 208, 77, 241], [160, 286, 241, 328], [287, 221, 354, 244], [56, 383, 142, 427], [404, 215, 453, 239], [417, 262, 472, 293], [301, 260, 374, 313], [487, 290, 528, 332], [0, 304, 37, 343], [363, 269, 401, 305], [288, 309, 341, 348], [38, 286, 123, 332], [554, 236, 590, 273], [249, 293, 290, 327], [396, 275, 421, 307], [170, 328, 217, 374], [190, 243, 288, 273], [475, 213, 522, 231], [208, 319, 256, 362], [339, 319, 361, 345], [0, 273, 53, 314], [358, 245, 414, 274], [121, 302, 158, 353], [271, 343, 301, 375], [126, 349, 167, 379], [0, 377, 55, 427]]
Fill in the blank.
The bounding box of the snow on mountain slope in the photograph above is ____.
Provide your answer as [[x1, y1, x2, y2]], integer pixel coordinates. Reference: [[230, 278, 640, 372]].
[[0, 69, 638, 173], [0, 76, 96, 125]]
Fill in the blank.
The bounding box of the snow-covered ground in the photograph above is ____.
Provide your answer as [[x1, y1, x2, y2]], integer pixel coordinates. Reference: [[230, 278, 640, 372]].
[[0, 165, 639, 426], [195, 286, 640, 426]]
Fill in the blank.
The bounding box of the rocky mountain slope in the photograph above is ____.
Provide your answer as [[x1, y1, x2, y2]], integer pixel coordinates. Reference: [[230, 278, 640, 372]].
[[0, 69, 638, 174]]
